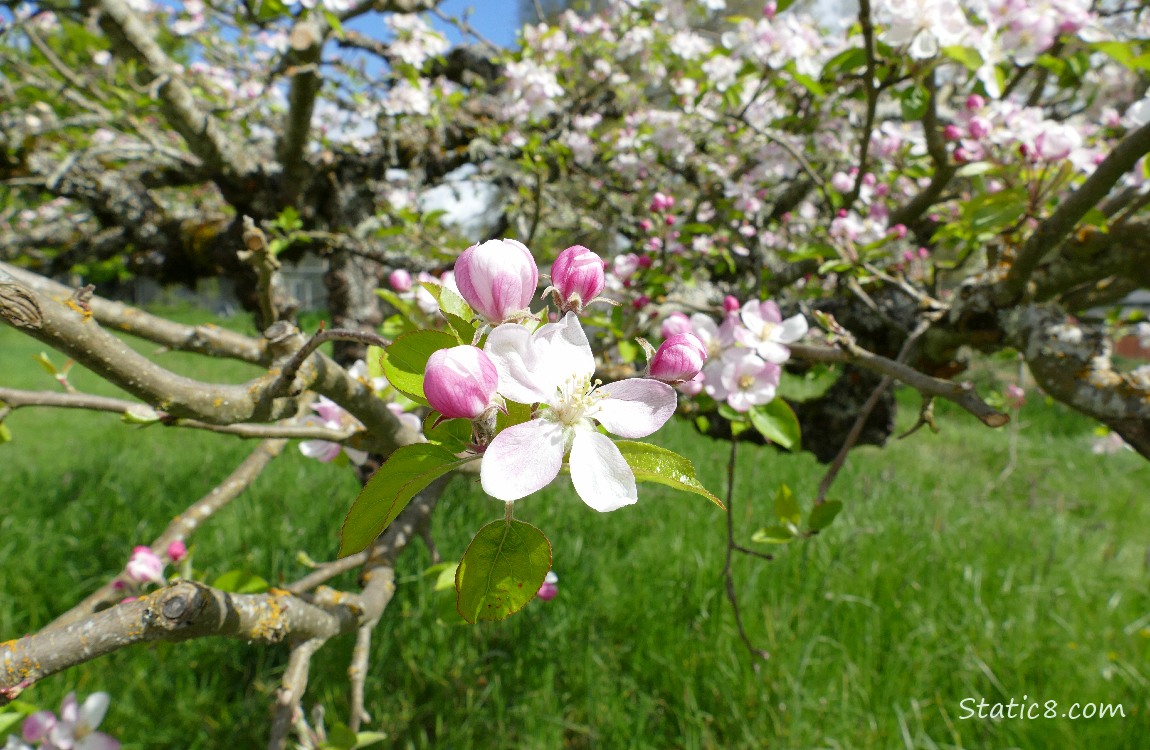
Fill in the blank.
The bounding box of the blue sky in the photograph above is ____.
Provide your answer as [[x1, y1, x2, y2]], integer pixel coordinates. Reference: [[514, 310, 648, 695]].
[[434, 0, 522, 49]]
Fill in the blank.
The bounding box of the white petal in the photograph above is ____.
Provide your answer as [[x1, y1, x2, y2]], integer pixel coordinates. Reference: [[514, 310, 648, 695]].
[[484, 323, 549, 404], [480, 420, 565, 500], [569, 430, 637, 512], [593, 378, 677, 438], [776, 314, 808, 344], [534, 312, 596, 380], [755, 340, 792, 364], [77, 693, 110, 732], [77, 734, 120, 750]]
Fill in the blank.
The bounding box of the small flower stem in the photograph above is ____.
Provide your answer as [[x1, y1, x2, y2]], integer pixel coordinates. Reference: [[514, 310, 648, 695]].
[[504, 501, 514, 525]]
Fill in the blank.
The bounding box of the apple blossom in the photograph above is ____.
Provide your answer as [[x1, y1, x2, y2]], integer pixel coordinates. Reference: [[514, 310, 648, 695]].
[[480, 312, 677, 512], [39, 692, 119, 750], [454, 239, 539, 324], [423, 345, 500, 420], [298, 397, 368, 466], [125, 546, 164, 585], [707, 353, 782, 413], [649, 332, 708, 384], [736, 300, 809, 364], [548, 244, 606, 313]]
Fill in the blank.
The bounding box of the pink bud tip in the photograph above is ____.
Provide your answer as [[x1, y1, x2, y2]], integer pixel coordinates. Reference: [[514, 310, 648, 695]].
[[650, 332, 707, 384], [723, 295, 741, 314], [966, 94, 985, 111], [660, 311, 692, 339], [536, 571, 558, 601], [454, 239, 539, 323], [388, 269, 412, 292], [890, 224, 907, 239], [424, 345, 499, 420], [637, 255, 653, 269], [639, 219, 653, 232], [943, 124, 963, 141], [551, 245, 605, 310], [167, 539, 188, 563], [632, 294, 650, 310]]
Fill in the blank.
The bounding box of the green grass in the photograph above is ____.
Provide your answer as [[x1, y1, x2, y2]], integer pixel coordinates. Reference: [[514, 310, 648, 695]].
[[2, 313, 1149, 749]]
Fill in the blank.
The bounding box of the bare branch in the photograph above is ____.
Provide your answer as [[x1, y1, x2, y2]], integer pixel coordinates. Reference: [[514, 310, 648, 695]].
[[789, 341, 1009, 428], [0, 262, 267, 363]]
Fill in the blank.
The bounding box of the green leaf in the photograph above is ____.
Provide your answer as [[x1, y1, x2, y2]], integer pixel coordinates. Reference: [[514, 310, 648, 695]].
[[777, 365, 840, 402], [942, 45, 982, 72], [809, 500, 843, 532], [212, 570, 270, 594], [774, 483, 801, 526], [421, 281, 474, 322], [444, 312, 477, 344], [900, 84, 929, 121], [821, 46, 868, 77], [615, 440, 725, 509], [748, 398, 802, 451], [35, 351, 57, 375], [0, 422, 11, 445], [0, 711, 24, 736], [964, 188, 1026, 235], [422, 411, 473, 452], [496, 399, 534, 432], [380, 329, 457, 405], [751, 525, 794, 544], [455, 518, 552, 623], [340, 444, 471, 557], [324, 723, 357, 750]]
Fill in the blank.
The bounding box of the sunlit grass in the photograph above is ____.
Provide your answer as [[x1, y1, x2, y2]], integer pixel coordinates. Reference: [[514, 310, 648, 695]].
[[2, 313, 1148, 749]]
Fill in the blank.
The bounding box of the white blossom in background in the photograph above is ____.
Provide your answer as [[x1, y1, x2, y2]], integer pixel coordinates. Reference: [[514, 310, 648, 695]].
[[876, 0, 971, 59]]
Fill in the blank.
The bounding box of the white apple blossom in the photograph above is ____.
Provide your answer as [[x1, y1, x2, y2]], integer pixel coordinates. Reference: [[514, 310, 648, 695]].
[[736, 300, 808, 364], [480, 313, 677, 512], [877, 0, 971, 59]]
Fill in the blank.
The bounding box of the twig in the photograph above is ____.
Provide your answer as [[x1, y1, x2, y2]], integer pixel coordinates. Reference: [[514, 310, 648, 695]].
[[44, 439, 289, 631], [788, 340, 1008, 428], [271, 328, 390, 397], [239, 217, 282, 327], [268, 638, 327, 750], [814, 321, 930, 505], [721, 439, 769, 663]]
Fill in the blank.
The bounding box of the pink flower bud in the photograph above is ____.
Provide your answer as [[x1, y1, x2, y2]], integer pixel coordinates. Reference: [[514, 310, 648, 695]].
[[639, 219, 653, 232], [650, 332, 707, 384], [167, 539, 188, 563], [454, 239, 539, 323], [551, 245, 605, 309], [632, 294, 650, 310], [650, 192, 675, 213], [889, 223, 907, 239], [637, 254, 653, 269], [861, 172, 876, 187], [389, 269, 412, 292], [423, 345, 499, 420], [830, 171, 853, 193], [126, 546, 165, 585], [943, 124, 963, 141], [966, 94, 985, 111], [660, 312, 692, 338], [536, 570, 558, 601], [723, 295, 741, 315], [1005, 383, 1025, 410], [664, 215, 676, 226]]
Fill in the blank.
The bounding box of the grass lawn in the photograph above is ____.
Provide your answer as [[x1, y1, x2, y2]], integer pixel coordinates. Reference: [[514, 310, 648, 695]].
[[1, 311, 1148, 749]]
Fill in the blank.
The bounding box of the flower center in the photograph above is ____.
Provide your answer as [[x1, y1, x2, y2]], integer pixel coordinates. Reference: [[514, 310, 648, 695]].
[[738, 373, 756, 390], [546, 374, 604, 427], [758, 320, 777, 342]]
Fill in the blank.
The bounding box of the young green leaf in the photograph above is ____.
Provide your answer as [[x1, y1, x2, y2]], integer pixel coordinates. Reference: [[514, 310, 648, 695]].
[[748, 398, 802, 451], [809, 500, 843, 532], [380, 330, 457, 405], [774, 483, 801, 526], [455, 519, 551, 623], [339, 444, 472, 557], [615, 440, 725, 509]]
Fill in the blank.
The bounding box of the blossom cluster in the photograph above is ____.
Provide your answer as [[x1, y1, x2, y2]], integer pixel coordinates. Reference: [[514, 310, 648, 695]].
[[5, 692, 119, 750]]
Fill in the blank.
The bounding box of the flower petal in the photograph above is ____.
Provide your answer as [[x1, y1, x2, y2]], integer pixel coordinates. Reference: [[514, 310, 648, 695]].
[[483, 323, 551, 404], [755, 340, 792, 364], [480, 420, 565, 500], [777, 313, 808, 344], [76, 734, 121, 750], [593, 378, 677, 438], [569, 430, 637, 512], [77, 693, 110, 733]]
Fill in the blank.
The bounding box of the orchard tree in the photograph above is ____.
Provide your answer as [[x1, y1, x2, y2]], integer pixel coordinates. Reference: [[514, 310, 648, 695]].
[[3, 0, 1150, 746]]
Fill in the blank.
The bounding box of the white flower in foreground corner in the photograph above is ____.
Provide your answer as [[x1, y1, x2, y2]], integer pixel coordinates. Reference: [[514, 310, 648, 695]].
[[481, 312, 677, 512]]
